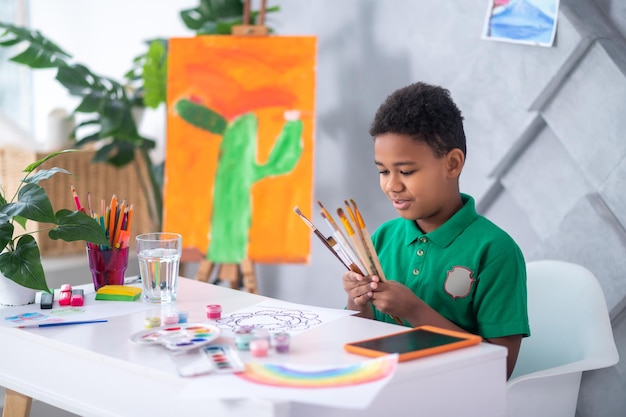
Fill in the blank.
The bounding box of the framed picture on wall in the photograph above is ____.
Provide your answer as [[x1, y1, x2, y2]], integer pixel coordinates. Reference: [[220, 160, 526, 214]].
[[481, 0, 560, 47]]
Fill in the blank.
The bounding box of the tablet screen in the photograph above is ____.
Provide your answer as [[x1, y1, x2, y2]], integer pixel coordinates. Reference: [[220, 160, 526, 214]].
[[344, 325, 482, 361], [350, 328, 467, 354]]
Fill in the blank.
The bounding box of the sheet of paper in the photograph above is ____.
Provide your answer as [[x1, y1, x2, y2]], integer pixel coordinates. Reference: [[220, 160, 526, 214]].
[[0, 290, 152, 328], [178, 353, 398, 409], [214, 298, 359, 337]]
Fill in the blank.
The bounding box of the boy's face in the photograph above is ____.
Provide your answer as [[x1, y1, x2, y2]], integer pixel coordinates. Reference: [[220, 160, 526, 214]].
[[374, 133, 463, 231]]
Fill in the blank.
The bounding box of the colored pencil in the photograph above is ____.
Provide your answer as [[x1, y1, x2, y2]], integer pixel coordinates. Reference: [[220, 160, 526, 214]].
[[18, 319, 108, 329], [72, 188, 133, 249], [87, 192, 93, 216], [70, 185, 83, 212], [108, 194, 117, 246], [112, 200, 126, 246]]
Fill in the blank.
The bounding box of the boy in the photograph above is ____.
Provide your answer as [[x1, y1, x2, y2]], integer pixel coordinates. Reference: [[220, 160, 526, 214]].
[[343, 82, 529, 379]]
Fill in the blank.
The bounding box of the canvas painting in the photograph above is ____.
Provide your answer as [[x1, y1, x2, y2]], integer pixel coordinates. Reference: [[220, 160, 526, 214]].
[[482, 0, 560, 47], [164, 36, 316, 264]]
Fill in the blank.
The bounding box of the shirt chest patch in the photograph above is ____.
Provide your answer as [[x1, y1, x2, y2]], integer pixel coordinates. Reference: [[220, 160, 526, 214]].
[[444, 266, 475, 299]]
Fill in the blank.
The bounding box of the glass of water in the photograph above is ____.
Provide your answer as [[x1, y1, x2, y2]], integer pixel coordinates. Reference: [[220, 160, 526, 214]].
[[136, 232, 182, 304]]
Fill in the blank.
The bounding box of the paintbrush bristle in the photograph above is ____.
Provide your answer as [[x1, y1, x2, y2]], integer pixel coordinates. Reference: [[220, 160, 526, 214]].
[[294, 206, 317, 231]]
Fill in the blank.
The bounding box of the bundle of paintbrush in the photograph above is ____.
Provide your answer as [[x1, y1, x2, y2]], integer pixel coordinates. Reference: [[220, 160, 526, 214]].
[[294, 200, 402, 324]]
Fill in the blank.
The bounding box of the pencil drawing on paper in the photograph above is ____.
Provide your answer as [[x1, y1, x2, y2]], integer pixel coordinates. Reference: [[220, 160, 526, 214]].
[[216, 305, 322, 333]]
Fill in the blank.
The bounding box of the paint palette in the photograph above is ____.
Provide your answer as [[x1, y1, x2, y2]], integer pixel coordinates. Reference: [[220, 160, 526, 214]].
[[129, 323, 221, 352]]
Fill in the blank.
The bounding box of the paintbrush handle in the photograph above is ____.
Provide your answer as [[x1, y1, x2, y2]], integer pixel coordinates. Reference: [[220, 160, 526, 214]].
[[294, 207, 352, 270]]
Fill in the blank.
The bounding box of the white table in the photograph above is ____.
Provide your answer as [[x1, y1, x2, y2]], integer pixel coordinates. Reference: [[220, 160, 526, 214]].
[[0, 278, 507, 417]]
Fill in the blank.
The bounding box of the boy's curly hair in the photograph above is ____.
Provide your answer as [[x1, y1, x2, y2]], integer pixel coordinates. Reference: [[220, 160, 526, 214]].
[[369, 82, 466, 158]]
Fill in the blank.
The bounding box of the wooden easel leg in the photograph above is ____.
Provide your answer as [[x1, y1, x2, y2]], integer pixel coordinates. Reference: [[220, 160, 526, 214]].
[[194, 260, 215, 283], [219, 264, 240, 289], [3, 389, 32, 417], [241, 259, 258, 294]]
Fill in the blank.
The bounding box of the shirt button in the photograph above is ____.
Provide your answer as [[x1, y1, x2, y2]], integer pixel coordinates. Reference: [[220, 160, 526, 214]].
[[417, 249, 424, 256], [420, 237, 427, 243], [412, 269, 419, 275]]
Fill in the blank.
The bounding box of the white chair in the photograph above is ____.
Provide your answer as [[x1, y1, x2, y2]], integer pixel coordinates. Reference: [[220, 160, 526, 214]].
[[507, 260, 619, 417]]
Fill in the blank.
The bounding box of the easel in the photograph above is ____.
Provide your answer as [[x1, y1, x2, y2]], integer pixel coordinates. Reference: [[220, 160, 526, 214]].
[[182, 0, 268, 294], [194, 257, 258, 294], [232, 0, 269, 36]]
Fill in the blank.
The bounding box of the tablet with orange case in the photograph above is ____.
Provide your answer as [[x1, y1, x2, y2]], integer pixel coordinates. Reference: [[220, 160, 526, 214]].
[[344, 325, 482, 362]]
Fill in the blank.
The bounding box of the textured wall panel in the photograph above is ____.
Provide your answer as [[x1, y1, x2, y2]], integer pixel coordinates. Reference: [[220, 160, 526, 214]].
[[600, 156, 626, 229], [542, 41, 626, 188], [502, 124, 593, 239], [529, 196, 626, 314]]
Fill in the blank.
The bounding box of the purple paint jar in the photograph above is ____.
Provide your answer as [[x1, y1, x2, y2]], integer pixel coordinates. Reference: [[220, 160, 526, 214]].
[[273, 332, 291, 353]]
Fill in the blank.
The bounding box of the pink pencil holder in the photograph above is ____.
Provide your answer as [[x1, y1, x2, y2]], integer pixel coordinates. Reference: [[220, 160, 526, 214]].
[[87, 245, 129, 291]]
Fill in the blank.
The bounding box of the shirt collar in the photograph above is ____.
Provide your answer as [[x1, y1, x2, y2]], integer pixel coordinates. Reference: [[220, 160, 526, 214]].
[[403, 194, 478, 247]]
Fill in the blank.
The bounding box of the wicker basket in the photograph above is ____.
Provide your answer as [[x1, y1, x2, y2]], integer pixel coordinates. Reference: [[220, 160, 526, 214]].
[[0, 145, 158, 257]]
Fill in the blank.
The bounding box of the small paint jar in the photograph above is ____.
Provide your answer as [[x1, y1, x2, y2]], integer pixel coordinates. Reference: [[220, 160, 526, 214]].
[[144, 316, 161, 329], [273, 332, 291, 353], [250, 338, 269, 357], [177, 310, 189, 323], [162, 312, 179, 325], [234, 325, 255, 350], [252, 327, 271, 344], [206, 304, 222, 320]]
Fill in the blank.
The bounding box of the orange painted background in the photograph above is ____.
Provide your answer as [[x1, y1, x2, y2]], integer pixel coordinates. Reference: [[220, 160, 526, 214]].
[[164, 36, 316, 263]]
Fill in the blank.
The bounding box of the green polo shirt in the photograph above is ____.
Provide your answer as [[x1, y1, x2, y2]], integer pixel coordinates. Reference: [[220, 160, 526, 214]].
[[371, 194, 530, 339]]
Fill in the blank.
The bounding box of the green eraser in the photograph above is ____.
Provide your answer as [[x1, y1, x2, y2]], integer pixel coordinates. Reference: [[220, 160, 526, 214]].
[[95, 285, 141, 301]]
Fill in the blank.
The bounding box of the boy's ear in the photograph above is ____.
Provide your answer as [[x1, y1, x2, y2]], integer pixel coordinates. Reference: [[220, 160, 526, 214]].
[[445, 149, 465, 178]]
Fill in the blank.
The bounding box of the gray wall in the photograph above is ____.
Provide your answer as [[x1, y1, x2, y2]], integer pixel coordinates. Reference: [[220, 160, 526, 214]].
[[1, 0, 624, 416]]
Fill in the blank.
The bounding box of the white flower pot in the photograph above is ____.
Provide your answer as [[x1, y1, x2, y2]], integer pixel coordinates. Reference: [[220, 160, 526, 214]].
[[0, 272, 36, 306]]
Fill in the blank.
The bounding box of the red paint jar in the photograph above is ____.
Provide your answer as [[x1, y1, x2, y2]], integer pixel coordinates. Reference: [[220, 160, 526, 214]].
[[206, 304, 222, 319]]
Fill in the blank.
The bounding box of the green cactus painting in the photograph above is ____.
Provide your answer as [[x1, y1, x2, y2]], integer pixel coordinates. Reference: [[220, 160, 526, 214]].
[[164, 36, 316, 265], [175, 98, 303, 263]]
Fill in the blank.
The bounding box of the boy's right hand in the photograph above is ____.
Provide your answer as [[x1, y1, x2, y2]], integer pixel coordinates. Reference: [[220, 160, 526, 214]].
[[343, 271, 378, 317]]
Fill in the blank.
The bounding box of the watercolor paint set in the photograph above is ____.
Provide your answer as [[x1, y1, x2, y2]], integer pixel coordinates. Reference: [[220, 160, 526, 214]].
[[129, 323, 220, 352], [203, 344, 245, 373], [171, 344, 245, 377]]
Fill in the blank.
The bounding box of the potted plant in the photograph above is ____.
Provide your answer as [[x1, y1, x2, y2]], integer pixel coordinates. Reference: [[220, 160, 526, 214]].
[[0, 149, 109, 305]]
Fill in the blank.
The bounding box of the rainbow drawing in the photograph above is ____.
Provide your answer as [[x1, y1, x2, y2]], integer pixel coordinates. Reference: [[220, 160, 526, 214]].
[[237, 354, 398, 388]]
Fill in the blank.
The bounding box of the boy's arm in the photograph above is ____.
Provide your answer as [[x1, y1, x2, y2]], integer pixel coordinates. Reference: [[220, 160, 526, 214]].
[[485, 335, 523, 379]]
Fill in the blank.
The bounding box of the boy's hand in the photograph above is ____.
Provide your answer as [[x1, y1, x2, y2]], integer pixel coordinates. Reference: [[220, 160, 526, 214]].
[[369, 279, 418, 319], [343, 271, 377, 317]]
